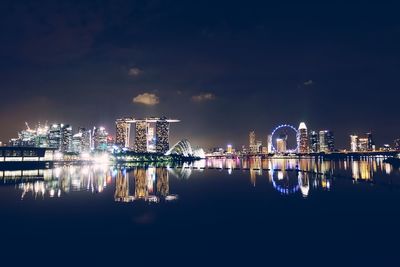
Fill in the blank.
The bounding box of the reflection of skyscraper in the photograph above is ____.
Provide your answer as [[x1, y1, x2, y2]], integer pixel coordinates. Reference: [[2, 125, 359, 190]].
[[134, 168, 147, 199], [297, 122, 309, 153], [115, 171, 131, 202], [156, 168, 169, 197], [319, 130, 334, 152], [115, 118, 132, 148], [309, 130, 319, 152], [134, 122, 148, 153]]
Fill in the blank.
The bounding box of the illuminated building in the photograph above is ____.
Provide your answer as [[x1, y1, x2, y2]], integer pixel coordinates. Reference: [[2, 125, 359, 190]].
[[61, 124, 72, 152], [256, 140, 262, 153], [395, 139, 400, 151], [134, 121, 147, 153], [319, 130, 334, 152], [309, 130, 319, 152], [115, 118, 133, 148], [367, 132, 375, 151], [93, 127, 108, 151], [297, 122, 309, 153], [79, 128, 91, 152], [267, 134, 272, 153], [48, 124, 62, 149], [227, 144, 233, 154], [126, 117, 179, 154], [358, 137, 369, 151], [276, 138, 286, 153], [155, 117, 170, 153], [350, 135, 358, 152], [72, 133, 83, 153], [249, 131, 257, 154], [351, 133, 375, 152]]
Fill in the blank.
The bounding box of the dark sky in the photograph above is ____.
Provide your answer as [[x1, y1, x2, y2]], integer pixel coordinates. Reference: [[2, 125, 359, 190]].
[[0, 0, 399, 149]]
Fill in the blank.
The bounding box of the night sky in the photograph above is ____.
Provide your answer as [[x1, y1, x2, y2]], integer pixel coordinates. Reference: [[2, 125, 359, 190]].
[[0, 1, 399, 149]]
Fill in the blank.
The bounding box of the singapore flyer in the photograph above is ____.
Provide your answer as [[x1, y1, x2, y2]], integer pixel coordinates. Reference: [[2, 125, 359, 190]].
[[270, 124, 298, 153]]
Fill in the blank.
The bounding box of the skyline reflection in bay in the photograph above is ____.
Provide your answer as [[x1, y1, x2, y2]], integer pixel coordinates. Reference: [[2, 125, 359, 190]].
[[1, 157, 398, 201]]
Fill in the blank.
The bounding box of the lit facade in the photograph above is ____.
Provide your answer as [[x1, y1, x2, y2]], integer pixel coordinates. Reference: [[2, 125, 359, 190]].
[[115, 118, 132, 148], [61, 124, 72, 152], [297, 122, 309, 153], [309, 130, 319, 152], [319, 130, 334, 152], [155, 118, 170, 154], [350, 135, 358, 152], [93, 127, 108, 151], [249, 131, 257, 154], [276, 138, 287, 153], [134, 121, 147, 153]]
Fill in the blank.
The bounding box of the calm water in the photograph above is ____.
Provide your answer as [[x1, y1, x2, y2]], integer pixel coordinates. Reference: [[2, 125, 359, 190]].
[[1, 157, 400, 266]]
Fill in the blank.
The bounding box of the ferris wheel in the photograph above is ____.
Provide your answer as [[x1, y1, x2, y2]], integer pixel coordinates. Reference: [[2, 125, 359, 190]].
[[271, 124, 299, 153]]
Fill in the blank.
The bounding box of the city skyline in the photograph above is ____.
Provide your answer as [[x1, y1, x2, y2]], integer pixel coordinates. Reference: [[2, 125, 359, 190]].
[[0, 1, 399, 149]]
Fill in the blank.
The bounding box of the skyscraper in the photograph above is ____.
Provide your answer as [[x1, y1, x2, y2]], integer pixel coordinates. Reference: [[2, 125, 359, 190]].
[[61, 124, 72, 152], [319, 130, 334, 152], [72, 132, 83, 153], [115, 118, 132, 148], [79, 128, 91, 152], [367, 132, 375, 151], [249, 131, 257, 154], [134, 121, 147, 153], [309, 130, 319, 152], [48, 124, 62, 149], [395, 139, 400, 151], [297, 122, 309, 153], [350, 135, 358, 152], [276, 138, 287, 153], [93, 127, 108, 151], [267, 134, 272, 153]]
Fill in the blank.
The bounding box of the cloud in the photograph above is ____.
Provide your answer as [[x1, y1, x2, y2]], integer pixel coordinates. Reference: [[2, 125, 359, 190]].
[[128, 67, 143, 77], [303, 80, 314, 86], [133, 93, 159, 105], [191, 93, 216, 102]]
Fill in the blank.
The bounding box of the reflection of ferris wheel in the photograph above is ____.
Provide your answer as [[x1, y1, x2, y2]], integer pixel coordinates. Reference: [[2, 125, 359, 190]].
[[271, 124, 299, 153]]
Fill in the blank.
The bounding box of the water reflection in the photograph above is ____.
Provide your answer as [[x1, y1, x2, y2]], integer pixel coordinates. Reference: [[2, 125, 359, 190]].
[[0, 157, 398, 201]]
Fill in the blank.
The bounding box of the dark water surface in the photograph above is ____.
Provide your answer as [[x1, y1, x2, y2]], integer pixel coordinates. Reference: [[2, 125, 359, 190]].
[[1, 158, 400, 266]]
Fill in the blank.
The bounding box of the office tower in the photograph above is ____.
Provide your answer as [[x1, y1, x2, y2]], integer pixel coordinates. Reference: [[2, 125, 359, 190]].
[[267, 135, 272, 153], [276, 138, 287, 153], [72, 132, 83, 153], [147, 123, 156, 153], [48, 124, 62, 149], [93, 126, 108, 151], [367, 132, 375, 151], [309, 130, 319, 152], [227, 144, 233, 154], [61, 124, 72, 152], [79, 128, 91, 152], [155, 117, 170, 154], [249, 131, 257, 154], [134, 121, 147, 153], [358, 137, 369, 151], [115, 118, 132, 148], [350, 135, 359, 152], [394, 139, 400, 151], [297, 122, 309, 153], [319, 130, 334, 152], [256, 140, 262, 153]]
